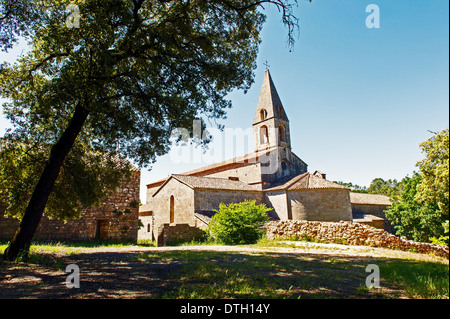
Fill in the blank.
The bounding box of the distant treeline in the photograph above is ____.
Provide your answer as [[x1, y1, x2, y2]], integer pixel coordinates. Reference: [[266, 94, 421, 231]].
[[334, 178, 402, 200]]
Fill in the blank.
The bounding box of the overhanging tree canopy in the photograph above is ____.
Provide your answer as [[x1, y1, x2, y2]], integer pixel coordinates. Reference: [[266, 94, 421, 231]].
[[0, 0, 308, 260]]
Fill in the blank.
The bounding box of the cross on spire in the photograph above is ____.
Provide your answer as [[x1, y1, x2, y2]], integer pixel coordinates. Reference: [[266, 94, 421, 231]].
[[263, 60, 270, 70]]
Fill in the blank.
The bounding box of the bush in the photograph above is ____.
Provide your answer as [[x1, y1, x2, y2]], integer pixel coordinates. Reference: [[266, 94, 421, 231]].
[[207, 200, 271, 245]]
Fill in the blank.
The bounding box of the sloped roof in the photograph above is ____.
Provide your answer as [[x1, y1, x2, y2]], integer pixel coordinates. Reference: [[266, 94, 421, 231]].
[[172, 174, 260, 191], [352, 212, 385, 222], [152, 174, 261, 196], [253, 69, 289, 124], [349, 192, 392, 206], [265, 172, 349, 192], [194, 211, 215, 224], [146, 146, 278, 188]]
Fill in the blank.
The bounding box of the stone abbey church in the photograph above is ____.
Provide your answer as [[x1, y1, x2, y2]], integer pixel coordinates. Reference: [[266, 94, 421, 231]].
[[139, 70, 391, 245], [0, 70, 390, 244]]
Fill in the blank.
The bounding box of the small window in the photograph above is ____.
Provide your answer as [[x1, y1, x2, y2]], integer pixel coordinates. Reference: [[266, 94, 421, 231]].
[[279, 124, 286, 143], [260, 109, 268, 121], [169, 195, 175, 223], [228, 177, 239, 181], [147, 223, 151, 232], [281, 161, 287, 170], [260, 125, 269, 144]]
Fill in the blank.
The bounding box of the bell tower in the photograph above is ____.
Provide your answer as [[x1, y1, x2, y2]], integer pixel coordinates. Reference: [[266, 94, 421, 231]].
[[253, 69, 293, 181], [253, 69, 291, 152]]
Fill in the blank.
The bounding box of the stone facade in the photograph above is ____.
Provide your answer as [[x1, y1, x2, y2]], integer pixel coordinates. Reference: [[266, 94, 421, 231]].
[[0, 170, 140, 242], [349, 193, 393, 232], [266, 220, 449, 259], [252, 70, 307, 184], [140, 70, 390, 246], [194, 189, 264, 214], [156, 223, 206, 246], [352, 213, 385, 230], [137, 212, 153, 241], [287, 189, 352, 222], [152, 177, 196, 228], [264, 190, 289, 220]]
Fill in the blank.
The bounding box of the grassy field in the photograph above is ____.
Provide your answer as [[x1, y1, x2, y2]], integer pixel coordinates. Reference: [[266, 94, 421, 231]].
[[0, 239, 448, 299]]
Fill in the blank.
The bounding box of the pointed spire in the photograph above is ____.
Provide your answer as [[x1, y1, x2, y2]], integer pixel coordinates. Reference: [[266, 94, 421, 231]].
[[253, 69, 288, 124]]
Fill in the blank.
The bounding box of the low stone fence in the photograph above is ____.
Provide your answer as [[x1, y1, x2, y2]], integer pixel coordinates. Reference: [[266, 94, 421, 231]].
[[265, 220, 449, 259], [156, 223, 205, 246]]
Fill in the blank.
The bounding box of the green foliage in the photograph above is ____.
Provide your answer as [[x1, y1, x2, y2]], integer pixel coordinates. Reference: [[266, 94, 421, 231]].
[[0, 0, 301, 222], [1, 0, 308, 260], [0, 138, 132, 220], [112, 208, 132, 217], [415, 129, 449, 216], [335, 178, 401, 200], [430, 235, 449, 246], [334, 181, 368, 193], [0, 0, 41, 51], [367, 178, 402, 200], [340, 130, 449, 244], [380, 259, 449, 299], [385, 172, 446, 243], [207, 200, 271, 245], [382, 130, 449, 244]]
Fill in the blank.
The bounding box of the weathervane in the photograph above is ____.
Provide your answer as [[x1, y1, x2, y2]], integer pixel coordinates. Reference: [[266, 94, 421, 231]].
[[263, 60, 270, 70]]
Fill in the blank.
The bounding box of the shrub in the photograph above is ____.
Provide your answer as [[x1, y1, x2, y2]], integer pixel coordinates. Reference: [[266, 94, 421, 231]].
[[207, 200, 271, 245]]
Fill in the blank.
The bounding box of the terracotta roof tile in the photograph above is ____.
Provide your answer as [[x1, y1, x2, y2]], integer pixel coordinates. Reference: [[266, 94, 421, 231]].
[[146, 147, 278, 188], [172, 174, 261, 191], [265, 173, 348, 191]]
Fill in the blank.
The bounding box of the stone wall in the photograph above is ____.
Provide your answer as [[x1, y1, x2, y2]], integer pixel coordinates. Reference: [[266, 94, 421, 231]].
[[194, 189, 264, 212], [288, 189, 352, 222], [265, 220, 449, 259], [138, 214, 154, 241], [265, 190, 289, 220], [204, 162, 263, 185], [353, 215, 385, 230], [0, 211, 17, 240], [0, 171, 140, 242], [352, 204, 395, 233], [156, 223, 205, 246], [151, 177, 195, 227]]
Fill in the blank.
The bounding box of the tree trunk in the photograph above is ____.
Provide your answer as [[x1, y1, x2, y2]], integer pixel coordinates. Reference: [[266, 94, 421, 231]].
[[3, 104, 89, 261]]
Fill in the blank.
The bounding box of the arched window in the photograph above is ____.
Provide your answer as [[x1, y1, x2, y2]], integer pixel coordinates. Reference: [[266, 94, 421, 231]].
[[279, 124, 286, 143], [169, 195, 175, 224], [260, 109, 268, 121], [260, 125, 269, 144], [281, 161, 287, 171]]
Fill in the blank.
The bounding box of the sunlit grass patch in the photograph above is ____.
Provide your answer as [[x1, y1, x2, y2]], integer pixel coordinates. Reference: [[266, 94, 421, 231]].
[[380, 260, 449, 299]]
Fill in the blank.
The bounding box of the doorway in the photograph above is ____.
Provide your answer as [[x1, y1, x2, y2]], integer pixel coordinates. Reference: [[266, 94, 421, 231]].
[[95, 220, 108, 239]]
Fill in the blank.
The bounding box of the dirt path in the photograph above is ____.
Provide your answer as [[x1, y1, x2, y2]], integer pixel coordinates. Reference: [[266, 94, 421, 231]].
[[70, 241, 447, 262]]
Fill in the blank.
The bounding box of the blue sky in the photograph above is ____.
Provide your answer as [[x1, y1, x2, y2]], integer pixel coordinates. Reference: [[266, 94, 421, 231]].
[[1, 1, 449, 203]]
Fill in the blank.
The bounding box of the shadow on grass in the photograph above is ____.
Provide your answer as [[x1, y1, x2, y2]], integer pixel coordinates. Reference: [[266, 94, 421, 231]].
[[1, 248, 448, 299]]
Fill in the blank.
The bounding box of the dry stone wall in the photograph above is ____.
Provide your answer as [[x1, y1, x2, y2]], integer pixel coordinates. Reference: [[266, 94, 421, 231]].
[[265, 220, 449, 259]]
